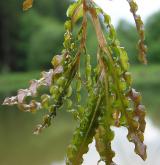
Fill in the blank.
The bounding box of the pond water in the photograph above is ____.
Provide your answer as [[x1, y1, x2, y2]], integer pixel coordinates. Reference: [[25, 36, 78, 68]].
[[0, 104, 160, 165], [51, 119, 160, 165], [0, 67, 160, 165]]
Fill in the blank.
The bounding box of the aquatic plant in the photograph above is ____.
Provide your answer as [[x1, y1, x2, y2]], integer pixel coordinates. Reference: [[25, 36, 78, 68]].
[[3, 0, 147, 164]]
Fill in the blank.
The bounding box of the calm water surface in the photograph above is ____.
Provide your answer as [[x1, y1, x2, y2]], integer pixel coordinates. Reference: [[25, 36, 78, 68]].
[[1, 105, 160, 165], [1, 74, 160, 165], [52, 119, 160, 165]]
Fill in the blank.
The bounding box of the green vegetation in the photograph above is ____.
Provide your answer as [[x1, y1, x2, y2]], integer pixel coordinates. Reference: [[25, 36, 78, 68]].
[[1, 0, 160, 165], [2, 0, 149, 164], [117, 11, 160, 64], [0, 0, 69, 72], [1, 0, 160, 72], [1, 64, 159, 107], [145, 11, 160, 63], [116, 20, 138, 64]]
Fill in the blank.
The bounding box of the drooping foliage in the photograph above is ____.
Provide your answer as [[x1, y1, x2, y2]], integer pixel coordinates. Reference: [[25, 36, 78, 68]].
[[3, 0, 147, 164]]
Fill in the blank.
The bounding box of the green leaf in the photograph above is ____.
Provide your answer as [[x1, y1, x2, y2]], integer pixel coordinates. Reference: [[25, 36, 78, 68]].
[[95, 125, 116, 165], [66, 90, 103, 165], [66, 0, 83, 24], [119, 47, 129, 71], [127, 0, 147, 64]]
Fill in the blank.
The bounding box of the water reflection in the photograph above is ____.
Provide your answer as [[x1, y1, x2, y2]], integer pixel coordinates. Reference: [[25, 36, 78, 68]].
[[1, 105, 160, 165], [53, 119, 160, 165], [0, 66, 160, 165], [0, 106, 74, 165]]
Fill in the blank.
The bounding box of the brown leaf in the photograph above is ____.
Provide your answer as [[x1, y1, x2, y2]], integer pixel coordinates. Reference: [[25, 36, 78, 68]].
[[127, 132, 147, 160], [126, 88, 147, 160], [24, 100, 42, 112], [3, 96, 18, 105], [51, 55, 63, 68], [127, 0, 147, 64], [33, 124, 43, 135], [53, 66, 63, 75], [17, 89, 31, 103], [2, 69, 55, 108], [41, 69, 54, 86], [23, 0, 33, 11], [29, 80, 39, 96]]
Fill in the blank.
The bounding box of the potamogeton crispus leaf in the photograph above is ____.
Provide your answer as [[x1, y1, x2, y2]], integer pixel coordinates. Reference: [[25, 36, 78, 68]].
[[34, 54, 81, 135], [23, 0, 33, 11], [3, 54, 64, 112], [95, 125, 116, 165], [66, 0, 83, 24], [126, 88, 147, 160], [97, 7, 147, 160], [66, 88, 103, 165], [2, 70, 53, 112], [95, 52, 116, 165], [127, 0, 147, 64]]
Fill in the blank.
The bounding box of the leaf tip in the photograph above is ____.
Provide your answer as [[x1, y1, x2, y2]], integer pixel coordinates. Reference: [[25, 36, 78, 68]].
[[23, 0, 33, 11]]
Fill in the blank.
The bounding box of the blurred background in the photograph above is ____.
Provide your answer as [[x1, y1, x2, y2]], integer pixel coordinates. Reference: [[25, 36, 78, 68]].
[[0, 0, 160, 165]]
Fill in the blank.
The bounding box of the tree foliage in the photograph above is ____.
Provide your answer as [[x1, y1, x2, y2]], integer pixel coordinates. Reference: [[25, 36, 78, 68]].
[[3, 0, 147, 164], [0, 0, 70, 72], [116, 20, 138, 64], [145, 11, 160, 63]]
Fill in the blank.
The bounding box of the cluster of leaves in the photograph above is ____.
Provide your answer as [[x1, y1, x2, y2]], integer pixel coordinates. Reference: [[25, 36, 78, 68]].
[[3, 0, 147, 164]]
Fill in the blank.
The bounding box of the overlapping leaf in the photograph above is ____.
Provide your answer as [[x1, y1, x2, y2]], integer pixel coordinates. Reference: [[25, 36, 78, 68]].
[[3, 1, 147, 165], [67, 87, 103, 165]]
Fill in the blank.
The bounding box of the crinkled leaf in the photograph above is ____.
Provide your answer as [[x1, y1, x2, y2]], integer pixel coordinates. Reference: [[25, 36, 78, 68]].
[[3, 96, 18, 105], [66, 90, 103, 165], [127, 0, 147, 64], [3, 69, 54, 110], [3, 1, 147, 164], [51, 55, 63, 68], [66, 0, 82, 18], [126, 88, 147, 160], [95, 126, 116, 165]]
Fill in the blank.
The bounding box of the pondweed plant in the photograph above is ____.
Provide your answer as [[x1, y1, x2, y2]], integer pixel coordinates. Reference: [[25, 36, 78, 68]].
[[3, 0, 147, 164]]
